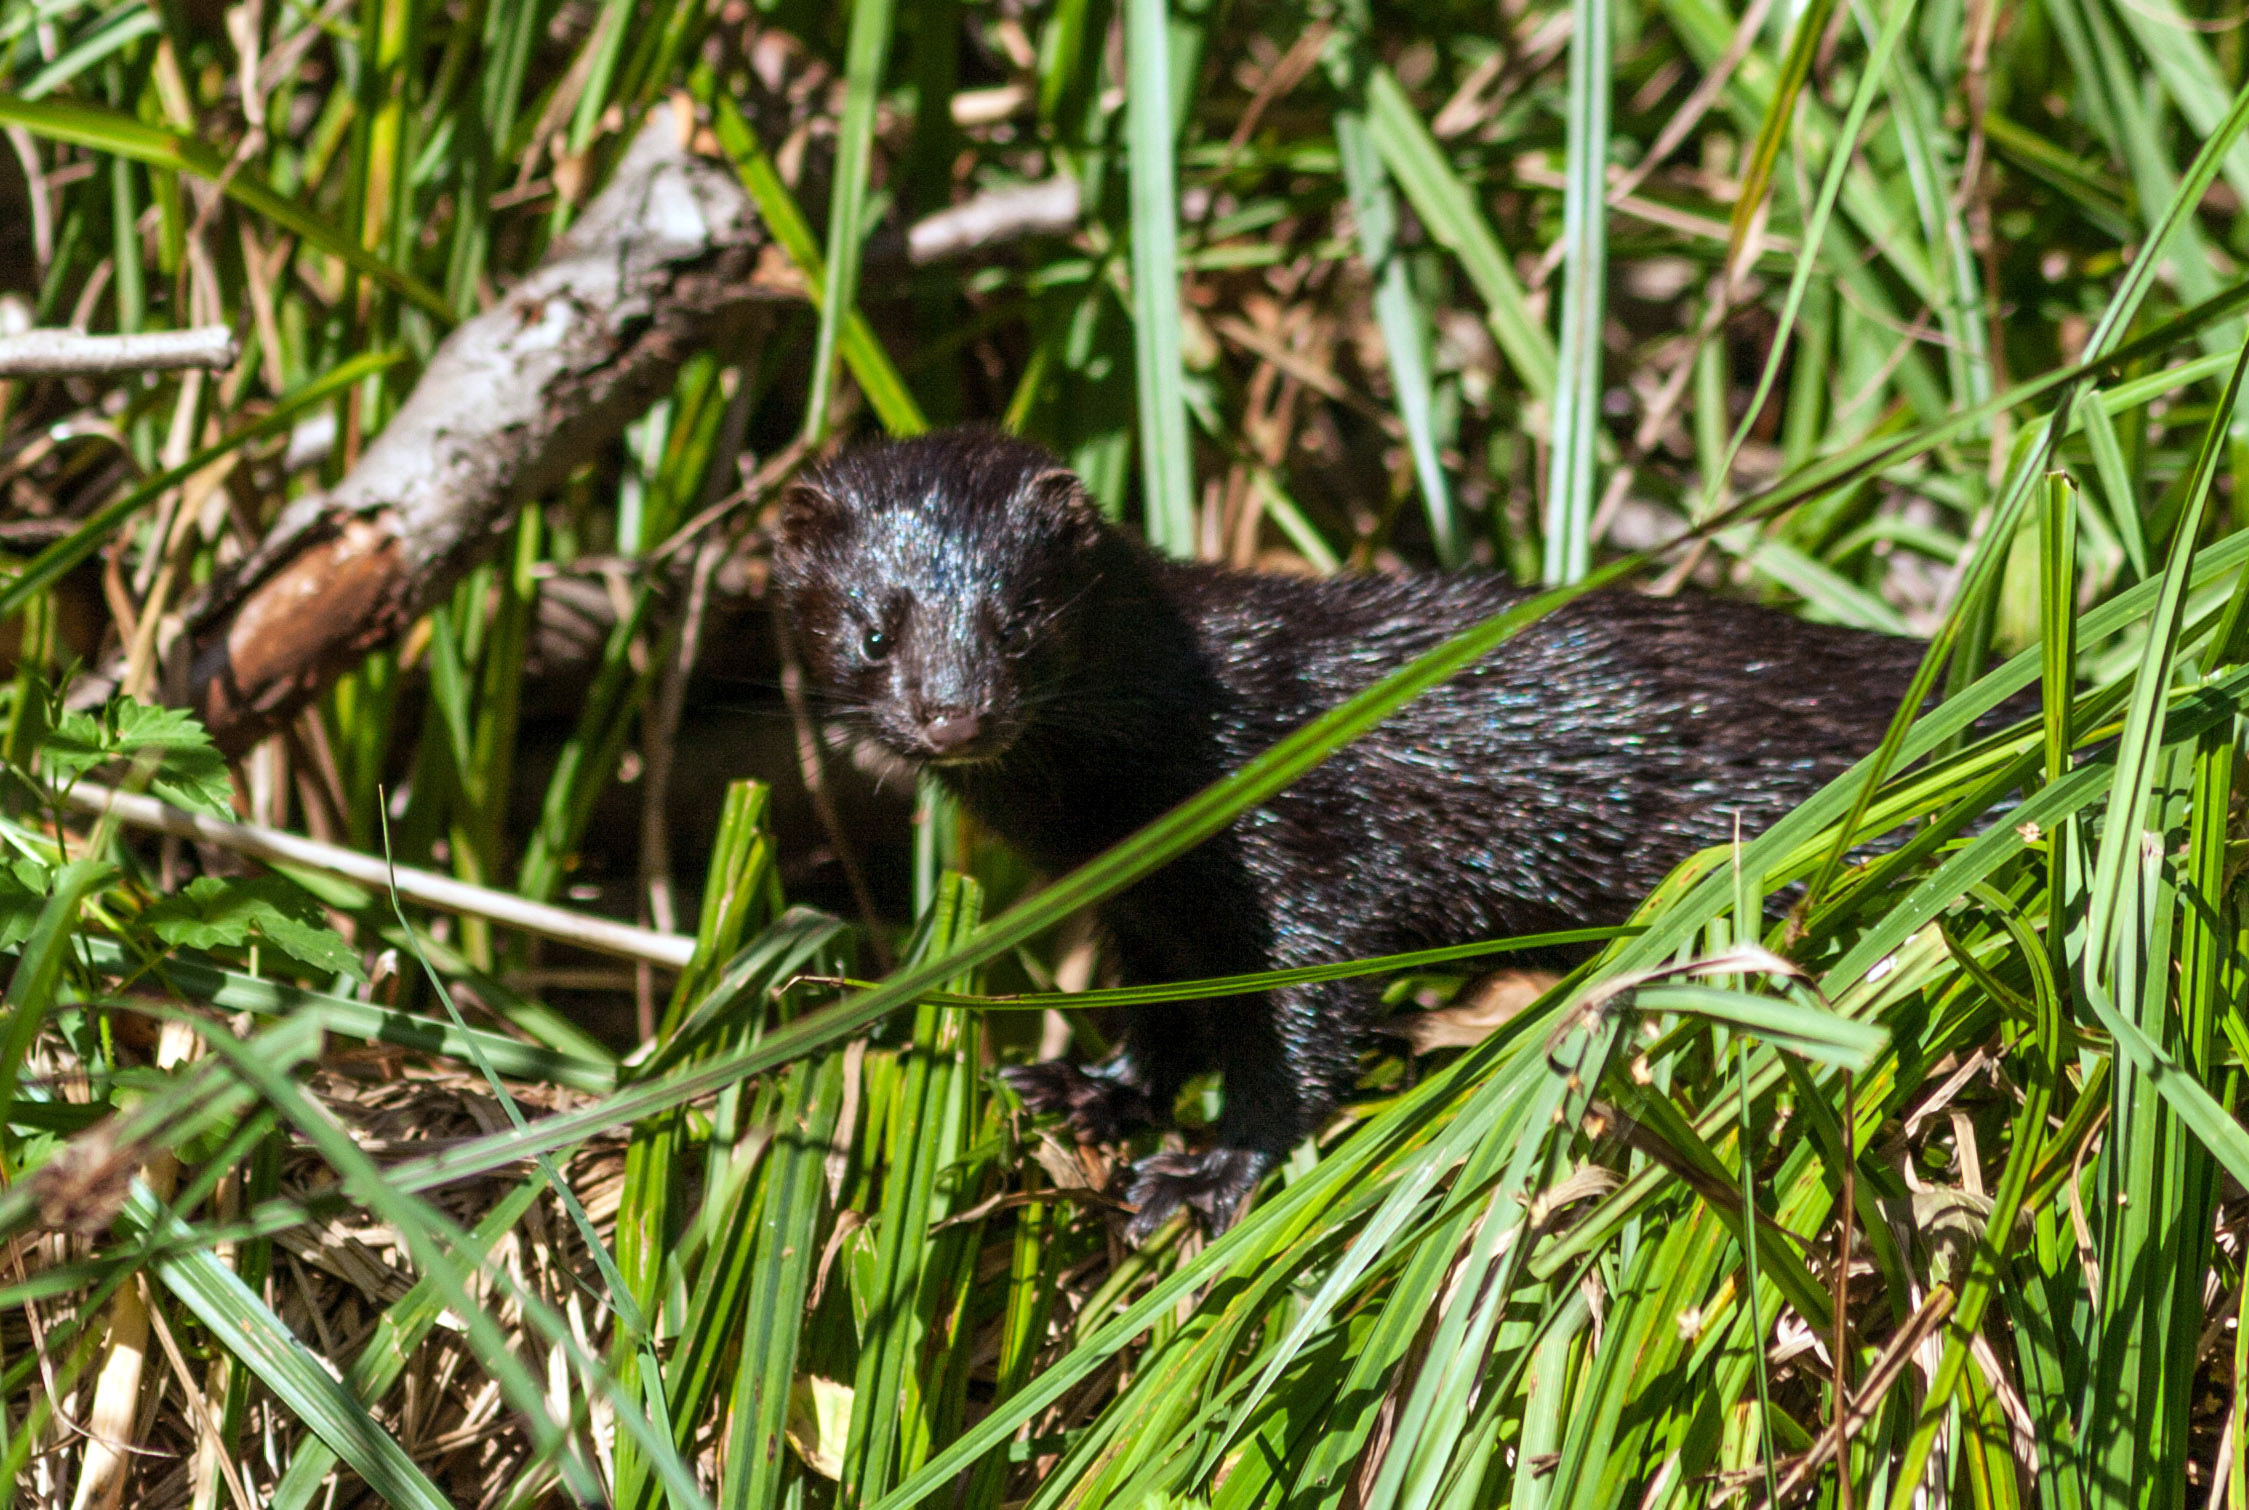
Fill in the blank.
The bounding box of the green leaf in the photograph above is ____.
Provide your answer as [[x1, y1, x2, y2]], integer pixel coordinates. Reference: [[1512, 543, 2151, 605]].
[[39, 697, 235, 817], [143, 877, 363, 980], [0, 863, 44, 953], [108, 701, 235, 818]]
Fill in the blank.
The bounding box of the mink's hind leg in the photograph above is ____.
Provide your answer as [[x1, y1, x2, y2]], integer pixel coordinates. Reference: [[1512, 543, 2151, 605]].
[[1124, 984, 1369, 1241], [1002, 1003, 1209, 1146], [1001, 1059, 1153, 1144]]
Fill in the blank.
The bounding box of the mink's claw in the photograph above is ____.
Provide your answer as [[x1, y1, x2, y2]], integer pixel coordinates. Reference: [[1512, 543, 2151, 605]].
[[1124, 1148, 1271, 1243], [1001, 1059, 1155, 1145]]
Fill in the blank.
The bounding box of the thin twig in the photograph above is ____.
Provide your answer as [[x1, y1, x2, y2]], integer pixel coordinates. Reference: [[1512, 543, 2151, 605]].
[[635, 536, 724, 1035], [5, 126, 52, 271], [908, 179, 1081, 264], [0, 326, 237, 378], [1758, 1285, 1958, 1507], [1607, 0, 1779, 204], [773, 601, 893, 971], [142, 1275, 258, 1510], [63, 780, 696, 968]]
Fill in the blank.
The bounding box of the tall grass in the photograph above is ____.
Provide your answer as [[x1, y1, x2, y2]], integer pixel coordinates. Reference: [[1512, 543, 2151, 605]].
[[0, 0, 2246, 1505]]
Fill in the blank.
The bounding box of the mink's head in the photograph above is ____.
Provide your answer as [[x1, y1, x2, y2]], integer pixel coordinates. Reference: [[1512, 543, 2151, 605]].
[[773, 431, 1109, 768]]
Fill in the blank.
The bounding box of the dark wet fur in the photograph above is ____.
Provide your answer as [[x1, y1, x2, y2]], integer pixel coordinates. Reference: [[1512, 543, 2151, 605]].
[[775, 430, 1947, 1239]]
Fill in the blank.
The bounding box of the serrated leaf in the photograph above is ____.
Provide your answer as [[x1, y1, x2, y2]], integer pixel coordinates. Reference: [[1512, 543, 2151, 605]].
[[37, 708, 110, 784], [144, 877, 363, 980], [112, 702, 235, 817], [0, 864, 45, 952], [35, 697, 236, 817]]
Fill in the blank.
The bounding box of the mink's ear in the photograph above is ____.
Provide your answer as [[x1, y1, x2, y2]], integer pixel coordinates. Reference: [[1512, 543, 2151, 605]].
[[777, 481, 848, 556], [1021, 467, 1104, 552]]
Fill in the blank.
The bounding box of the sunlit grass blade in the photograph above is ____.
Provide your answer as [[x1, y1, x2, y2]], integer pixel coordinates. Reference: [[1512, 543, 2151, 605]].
[[842, 873, 982, 1501], [1631, 983, 1887, 1070], [718, 1051, 845, 1510], [0, 95, 452, 319], [1542, 0, 1608, 584], [1125, 0, 1197, 554], [69, 937, 617, 1091], [120, 1179, 464, 1510], [805, 0, 898, 440], [265, 1177, 546, 1510], [705, 91, 927, 439], [1332, 41, 1458, 565], [1366, 68, 1556, 402]]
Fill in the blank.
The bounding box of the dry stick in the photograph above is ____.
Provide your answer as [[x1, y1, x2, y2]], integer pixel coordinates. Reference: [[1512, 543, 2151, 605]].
[[650, 434, 810, 565], [71, 1021, 197, 1510], [1589, 291, 1733, 567], [63, 780, 696, 968], [906, 179, 1080, 264], [5, 126, 52, 271], [1222, 21, 1334, 159], [0, 326, 238, 378], [178, 112, 763, 757], [634, 536, 725, 1035], [141, 1275, 258, 1510], [1607, 0, 1779, 205], [1760, 1284, 1958, 1507]]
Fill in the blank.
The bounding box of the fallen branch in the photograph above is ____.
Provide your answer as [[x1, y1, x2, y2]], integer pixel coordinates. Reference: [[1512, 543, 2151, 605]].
[[0, 325, 238, 377], [179, 110, 767, 755], [907, 178, 1080, 263], [66, 780, 696, 968]]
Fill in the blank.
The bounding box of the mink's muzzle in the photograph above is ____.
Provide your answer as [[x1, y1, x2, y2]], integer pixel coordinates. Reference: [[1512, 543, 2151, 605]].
[[905, 703, 1016, 765]]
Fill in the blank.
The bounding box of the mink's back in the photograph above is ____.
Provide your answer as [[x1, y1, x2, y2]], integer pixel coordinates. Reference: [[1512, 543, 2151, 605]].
[[1139, 561, 1931, 948]]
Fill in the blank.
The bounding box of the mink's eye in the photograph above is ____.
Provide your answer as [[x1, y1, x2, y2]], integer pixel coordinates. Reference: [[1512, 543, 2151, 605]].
[[861, 627, 892, 660]]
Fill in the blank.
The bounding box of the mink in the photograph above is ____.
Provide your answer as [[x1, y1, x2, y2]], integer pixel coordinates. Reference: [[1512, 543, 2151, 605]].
[[774, 429, 1942, 1239]]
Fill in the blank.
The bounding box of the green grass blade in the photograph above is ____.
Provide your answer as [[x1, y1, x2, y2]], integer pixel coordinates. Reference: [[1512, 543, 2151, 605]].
[[1543, 0, 1609, 584], [1366, 68, 1556, 402], [718, 1051, 845, 1510], [266, 1177, 546, 1510], [2082, 331, 2249, 972], [709, 92, 926, 435], [0, 95, 451, 319], [842, 874, 982, 1501], [805, 0, 897, 440], [0, 858, 108, 1155], [69, 938, 616, 1092], [1126, 0, 1197, 555], [1335, 84, 1457, 564], [119, 1182, 461, 1510], [1631, 983, 1887, 1069], [885, 925, 1632, 1008]]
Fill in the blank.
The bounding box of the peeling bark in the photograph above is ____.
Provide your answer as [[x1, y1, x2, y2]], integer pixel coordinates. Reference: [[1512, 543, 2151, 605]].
[[180, 113, 767, 754]]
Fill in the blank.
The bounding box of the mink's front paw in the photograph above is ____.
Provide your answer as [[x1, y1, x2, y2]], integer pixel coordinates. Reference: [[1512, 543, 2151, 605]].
[[1124, 1147, 1272, 1243], [1001, 1059, 1154, 1145]]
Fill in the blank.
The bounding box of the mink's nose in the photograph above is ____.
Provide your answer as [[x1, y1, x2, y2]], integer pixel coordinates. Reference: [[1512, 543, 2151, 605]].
[[921, 709, 983, 755]]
